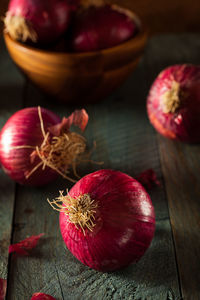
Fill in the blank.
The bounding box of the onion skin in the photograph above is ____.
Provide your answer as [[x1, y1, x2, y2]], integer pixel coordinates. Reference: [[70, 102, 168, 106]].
[[0, 107, 61, 186], [0, 279, 7, 300], [69, 5, 137, 52], [6, 0, 72, 44], [9, 233, 44, 255], [147, 64, 200, 143], [60, 169, 155, 272]]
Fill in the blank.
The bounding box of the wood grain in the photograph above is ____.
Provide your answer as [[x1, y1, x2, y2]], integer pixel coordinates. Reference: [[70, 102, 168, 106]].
[[144, 34, 200, 300], [6, 38, 181, 298], [159, 138, 200, 300], [7, 184, 66, 299], [0, 39, 24, 280]]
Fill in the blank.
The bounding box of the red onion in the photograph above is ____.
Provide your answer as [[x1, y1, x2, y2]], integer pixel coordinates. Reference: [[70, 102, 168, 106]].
[[147, 64, 200, 143], [0, 107, 89, 186], [31, 293, 56, 300], [4, 0, 72, 44], [69, 4, 137, 52], [49, 169, 155, 272]]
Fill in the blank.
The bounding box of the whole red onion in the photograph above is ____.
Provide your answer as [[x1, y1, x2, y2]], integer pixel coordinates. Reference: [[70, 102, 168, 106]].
[[4, 0, 72, 44], [54, 169, 155, 272], [147, 64, 200, 143], [0, 107, 61, 186], [0, 107, 88, 186], [69, 4, 137, 52]]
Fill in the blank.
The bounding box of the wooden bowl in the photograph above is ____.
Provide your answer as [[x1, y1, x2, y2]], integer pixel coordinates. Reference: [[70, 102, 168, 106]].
[[3, 16, 147, 103]]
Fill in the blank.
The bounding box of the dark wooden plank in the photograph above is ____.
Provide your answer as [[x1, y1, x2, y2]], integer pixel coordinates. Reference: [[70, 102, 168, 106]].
[[0, 38, 24, 280], [6, 87, 74, 300], [159, 138, 200, 300], [7, 184, 66, 299], [7, 36, 181, 299], [144, 34, 200, 300]]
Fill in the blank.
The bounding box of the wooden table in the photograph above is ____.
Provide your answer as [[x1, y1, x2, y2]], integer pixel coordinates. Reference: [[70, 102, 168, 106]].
[[0, 34, 200, 300]]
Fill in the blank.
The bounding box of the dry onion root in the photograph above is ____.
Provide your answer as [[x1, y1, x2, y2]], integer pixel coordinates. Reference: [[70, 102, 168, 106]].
[[48, 190, 98, 234], [4, 13, 37, 42], [25, 107, 89, 183]]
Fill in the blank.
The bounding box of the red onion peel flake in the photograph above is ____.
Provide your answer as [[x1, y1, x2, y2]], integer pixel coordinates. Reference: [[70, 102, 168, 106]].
[[136, 169, 160, 190], [48, 108, 88, 136], [0, 279, 7, 300], [9, 233, 44, 256]]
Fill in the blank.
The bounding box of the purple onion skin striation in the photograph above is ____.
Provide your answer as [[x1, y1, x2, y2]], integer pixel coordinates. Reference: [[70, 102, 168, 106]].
[[147, 64, 200, 143], [0, 107, 61, 186], [7, 0, 72, 44], [60, 169, 155, 272], [70, 5, 137, 52]]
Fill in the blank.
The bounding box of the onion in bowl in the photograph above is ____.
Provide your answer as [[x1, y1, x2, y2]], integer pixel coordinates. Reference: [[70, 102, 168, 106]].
[[4, 0, 73, 45], [69, 3, 138, 52]]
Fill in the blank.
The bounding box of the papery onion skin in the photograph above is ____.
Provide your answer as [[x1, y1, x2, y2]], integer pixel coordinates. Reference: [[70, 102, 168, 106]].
[[60, 169, 155, 272], [69, 4, 137, 52], [0, 107, 61, 186], [6, 0, 72, 44], [147, 64, 200, 143], [9, 233, 44, 255], [0, 278, 7, 300]]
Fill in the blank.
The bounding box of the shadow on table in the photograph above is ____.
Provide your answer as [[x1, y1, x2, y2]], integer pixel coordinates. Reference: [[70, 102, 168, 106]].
[[0, 85, 24, 110]]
